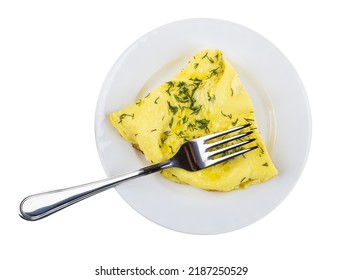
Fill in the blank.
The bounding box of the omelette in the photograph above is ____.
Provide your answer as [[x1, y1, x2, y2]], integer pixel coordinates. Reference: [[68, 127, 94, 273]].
[[109, 50, 277, 192]]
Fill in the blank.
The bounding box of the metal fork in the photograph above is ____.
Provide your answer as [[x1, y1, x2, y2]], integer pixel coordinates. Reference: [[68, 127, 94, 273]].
[[19, 124, 257, 221]]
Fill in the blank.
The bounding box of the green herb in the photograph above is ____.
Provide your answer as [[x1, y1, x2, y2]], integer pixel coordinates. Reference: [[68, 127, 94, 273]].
[[182, 115, 188, 124], [262, 162, 269, 167], [231, 118, 239, 126], [195, 119, 210, 132], [187, 122, 196, 131], [161, 130, 171, 144], [190, 105, 202, 115], [151, 129, 157, 132], [258, 144, 265, 155], [177, 81, 186, 87], [168, 101, 178, 115], [179, 85, 188, 95], [169, 117, 174, 128], [231, 88, 234, 96], [174, 89, 196, 109], [221, 111, 232, 119], [171, 173, 180, 180], [174, 92, 191, 103], [194, 63, 199, 69], [169, 145, 174, 154], [175, 130, 189, 141], [189, 77, 202, 93], [171, 79, 204, 115], [154, 97, 159, 104], [244, 117, 254, 123], [240, 177, 246, 183], [207, 67, 219, 79], [118, 113, 134, 123], [201, 52, 214, 63], [192, 77, 202, 84], [207, 92, 216, 102], [166, 81, 174, 95]]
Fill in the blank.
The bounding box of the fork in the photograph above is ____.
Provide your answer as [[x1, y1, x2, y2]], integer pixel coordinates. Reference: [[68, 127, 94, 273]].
[[19, 124, 257, 221]]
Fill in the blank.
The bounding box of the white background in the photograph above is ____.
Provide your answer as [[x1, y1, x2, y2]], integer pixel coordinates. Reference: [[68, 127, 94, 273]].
[[1, 0, 341, 279]]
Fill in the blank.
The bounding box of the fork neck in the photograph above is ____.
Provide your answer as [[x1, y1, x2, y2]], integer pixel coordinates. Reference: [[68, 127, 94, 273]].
[[139, 158, 174, 175]]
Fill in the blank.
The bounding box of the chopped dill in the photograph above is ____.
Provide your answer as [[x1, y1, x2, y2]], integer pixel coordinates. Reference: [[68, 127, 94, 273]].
[[189, 77, 202, 92], [258, 144, 265, 154], [161, 130, 171, 144], [175, 130, 189, 141], [166, 81, 174, 95], [207, 92, 216, 102], [195, 119, 210, 132], [244, 117, 254, 123], [221, 111, 232, 119], [118, 113, 134, 123], [187, 122, 196, 131], [169, 145, 174, 154], [201, 52, 214, 63], [190, 105, 202, 115], [167, 101, 178, 115], [169, 117, 174, 128], [177, 81, 186, 88], [231, 118, 239, 126], [207, 67, 219, 78]]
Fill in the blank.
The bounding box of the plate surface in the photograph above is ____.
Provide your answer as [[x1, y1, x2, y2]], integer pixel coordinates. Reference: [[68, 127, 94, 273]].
[[95, 18, 311, 234]]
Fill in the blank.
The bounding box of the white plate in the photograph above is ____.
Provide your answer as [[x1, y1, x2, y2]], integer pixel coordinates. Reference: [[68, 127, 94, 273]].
[[94, 18, 311, 234]]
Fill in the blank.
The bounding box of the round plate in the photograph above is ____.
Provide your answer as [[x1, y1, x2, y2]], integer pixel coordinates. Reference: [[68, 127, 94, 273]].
[[95, 18, 311, 234]]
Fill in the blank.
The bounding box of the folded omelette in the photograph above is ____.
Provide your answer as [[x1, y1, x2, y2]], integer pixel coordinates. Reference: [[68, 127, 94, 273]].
[[109, 50, 277, 192]]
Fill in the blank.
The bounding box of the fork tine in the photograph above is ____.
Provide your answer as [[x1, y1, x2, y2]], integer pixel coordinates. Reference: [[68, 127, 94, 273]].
[[205, 131, 254, 151], [196, 124, 251, 143], [207, 145, 258, 167], [206, 138, 256, 158]]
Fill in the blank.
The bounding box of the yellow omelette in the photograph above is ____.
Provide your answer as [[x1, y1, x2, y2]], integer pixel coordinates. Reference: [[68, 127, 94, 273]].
[[109, 50, 277, 192]]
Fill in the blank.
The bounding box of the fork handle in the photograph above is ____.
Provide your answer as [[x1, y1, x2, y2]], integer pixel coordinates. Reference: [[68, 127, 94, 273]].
[[19, 159, 173, 221]]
